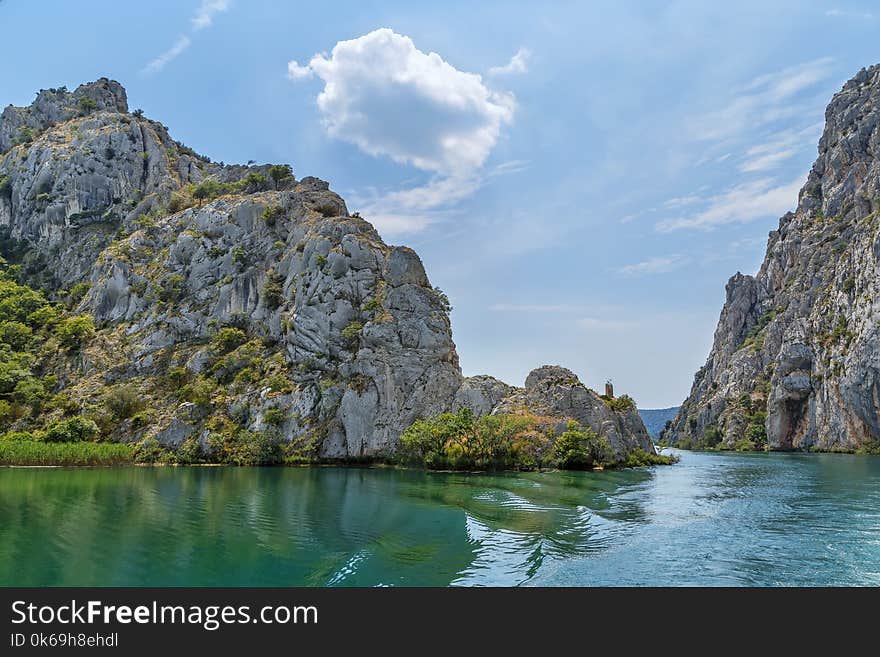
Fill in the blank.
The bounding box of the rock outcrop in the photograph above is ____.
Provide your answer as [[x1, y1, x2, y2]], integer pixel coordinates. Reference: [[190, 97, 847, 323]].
[[0, 79, 655, 461], [666, 64, 880, 452], [494, 366, 654, 456]]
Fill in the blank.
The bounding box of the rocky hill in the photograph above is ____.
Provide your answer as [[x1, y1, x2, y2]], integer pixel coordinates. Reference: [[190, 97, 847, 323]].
[[0, 79, 655, 463], [666, 64, 880, 453]]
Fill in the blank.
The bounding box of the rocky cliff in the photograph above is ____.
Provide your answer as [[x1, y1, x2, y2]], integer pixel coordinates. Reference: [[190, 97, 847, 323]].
[[0, 79, 655, 462], [666, 64, 880, 452]]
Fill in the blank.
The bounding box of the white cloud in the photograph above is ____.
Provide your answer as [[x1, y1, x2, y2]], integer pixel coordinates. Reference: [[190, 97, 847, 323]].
[[826, 8, 875, 19], [615, 255, 689, 277], [489, 47, 531, 76], [142, 1, 231, 74], [355, 174, 482, 236], [288, 28, 518, 235], [290, 28, 515, 174], [739, 122, 824, 172], [287, 60, 313, 80], [192, 0, 232, 30], [142, 36, 192, 75], [578, 317, 638, 331], [689, 58, 834, 142], [489, 303, 581, 313], [663, 194, 701, 209], [656, 176, 803, 232]]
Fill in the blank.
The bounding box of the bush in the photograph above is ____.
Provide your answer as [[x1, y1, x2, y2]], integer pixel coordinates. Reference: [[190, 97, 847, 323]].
[[54, 315, 95, 349], [261, 205, 284, 226], [68, 282, 91, 304], [211, 327, 247, 353], [623, 448, 679, 467], [42, 416, 100, 443], [78, 97, 98, 115], [208, 430, 283, 465], [602, 394, 636, 412], [157, 273, 186, 302], [104, 385, 145, 420], [263, 273, 285, 310], [133, 438, 167, 463], [263, 407, 286, 426], [178, 378, 215, 406], [551, 422, 612, 469], [399, 408, 548, 471], [340, 321, 363, 346], [433, 287, 452, 312]]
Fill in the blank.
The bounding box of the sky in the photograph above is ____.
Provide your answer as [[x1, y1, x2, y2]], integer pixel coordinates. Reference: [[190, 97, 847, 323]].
[[1, 1, 878, 407]]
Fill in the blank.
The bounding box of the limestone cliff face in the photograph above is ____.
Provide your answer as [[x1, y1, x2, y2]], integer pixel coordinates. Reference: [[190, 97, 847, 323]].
[[0, 79, 653, 460], [667, 64, 880, 452]]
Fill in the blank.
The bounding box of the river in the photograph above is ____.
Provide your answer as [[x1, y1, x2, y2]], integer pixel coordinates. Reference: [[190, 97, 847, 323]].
[[2, 449, 879, 586]]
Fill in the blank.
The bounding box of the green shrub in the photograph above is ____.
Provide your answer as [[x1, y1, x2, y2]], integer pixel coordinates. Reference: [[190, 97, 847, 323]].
[[42, 416, 100, 443], [263, 407, 286, 426], [263, 273, 285, 310], [231, 246, 247, 266], [133, 438, 166, 463], [261, 205, 284, 226], [623, 448, 679, 467], [157, 273, 186, 302], [104, 385, 145, 420], [551, 422, 612, 469], [399, 408, 547, 471], [340, 321, 363, 346], [178, 378, 215, 406], [433, 287, 452, 312], [208, 430, 282, 465], [54, 315, 95, 349], [601, 394, 636, 412], [211, 327, 247, 353], [68, 282, 91, 304], [78, 97, 98, 114]]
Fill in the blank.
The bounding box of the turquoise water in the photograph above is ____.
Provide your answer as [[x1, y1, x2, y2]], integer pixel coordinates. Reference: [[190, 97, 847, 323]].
[[1, 449, 879, 586]]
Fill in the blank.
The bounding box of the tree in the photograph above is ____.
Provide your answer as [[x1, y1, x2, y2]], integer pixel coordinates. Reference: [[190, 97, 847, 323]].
[[268, 164, 293, 189]]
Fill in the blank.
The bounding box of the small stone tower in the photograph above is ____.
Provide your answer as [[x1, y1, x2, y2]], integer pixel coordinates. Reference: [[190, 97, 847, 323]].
[[605, 380, 614, 398]]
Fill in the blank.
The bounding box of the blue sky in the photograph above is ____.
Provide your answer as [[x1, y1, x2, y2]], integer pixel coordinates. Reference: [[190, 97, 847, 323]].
[[2, 1, 878, 407]]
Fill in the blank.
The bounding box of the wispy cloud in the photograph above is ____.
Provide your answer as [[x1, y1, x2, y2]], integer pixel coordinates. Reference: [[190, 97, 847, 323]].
[[578, 317, 638, 331], [826, 8, 875, 19], [192, 0, 231, 30], [615, 255, 689, 277], [142, 36, 192, 75], [489, 47, 531, 76], [656, 176, 803, 232], [142, 1, 232, 75], [355, 174, 483, 236], [738, 123, 822, 172], [489, 303, 581, 313], [688, 58, 834, 142], [663, 195, 701, 209]]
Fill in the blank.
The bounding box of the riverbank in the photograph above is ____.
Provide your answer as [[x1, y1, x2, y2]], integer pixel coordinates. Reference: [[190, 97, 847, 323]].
[[0, 439, 675, 470]]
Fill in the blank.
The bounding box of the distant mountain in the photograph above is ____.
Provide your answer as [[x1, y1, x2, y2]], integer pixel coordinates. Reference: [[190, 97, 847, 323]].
[[639, 407, 680, 437]]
